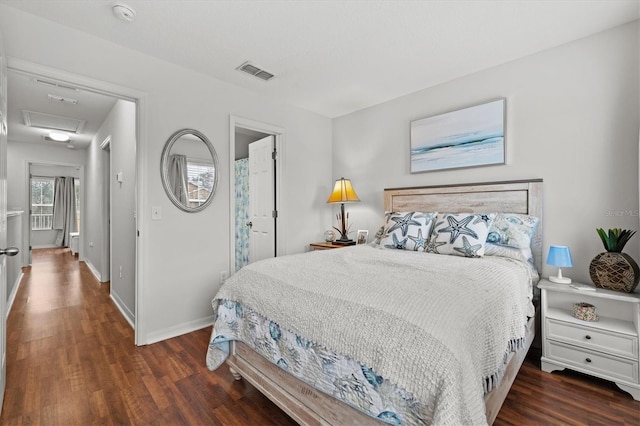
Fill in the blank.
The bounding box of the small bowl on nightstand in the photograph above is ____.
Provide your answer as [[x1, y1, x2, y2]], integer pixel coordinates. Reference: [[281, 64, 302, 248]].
[[573, 302, 598, 322]]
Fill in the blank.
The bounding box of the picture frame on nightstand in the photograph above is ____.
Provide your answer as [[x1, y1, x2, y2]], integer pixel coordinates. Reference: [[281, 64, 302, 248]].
[[356, 230, 369, 245]]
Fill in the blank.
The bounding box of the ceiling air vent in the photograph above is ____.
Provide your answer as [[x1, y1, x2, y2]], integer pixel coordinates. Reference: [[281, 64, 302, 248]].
[[236, 61, 275, 81], [22, 110, 85, 133], [48, 94, 78, 105]]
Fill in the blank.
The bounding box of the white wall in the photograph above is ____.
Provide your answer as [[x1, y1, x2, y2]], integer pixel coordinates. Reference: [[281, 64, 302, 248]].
[[0, 5, 333, 343], [7, 142, 85, 261], [333, 21, 639, 285], [84, 99, 137, 324], [84, 118, 107, 280]]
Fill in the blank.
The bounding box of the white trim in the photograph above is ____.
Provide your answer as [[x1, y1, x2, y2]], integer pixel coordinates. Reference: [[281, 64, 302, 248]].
[[229, 116, 286, 276], [26, 160, 84, 266], [110, 292, 134, 329], [100, 135, 112, 151], [145, 315, 214, 345], [30, 244, 59, 249], [83, 258, 104, 282], [7, 58, 139, 102], [134, 97, 147, 345], [8, 57, 149, 346], [6, 271, 23, 318]]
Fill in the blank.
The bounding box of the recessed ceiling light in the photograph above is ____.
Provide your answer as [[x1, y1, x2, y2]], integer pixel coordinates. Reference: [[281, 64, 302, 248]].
[[112, 3, 136, 22], [49, 132, 70, 142]]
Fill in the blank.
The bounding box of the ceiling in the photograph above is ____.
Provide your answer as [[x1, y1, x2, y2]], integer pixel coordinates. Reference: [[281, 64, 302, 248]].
[[2, 1, 638, 149], [7, 70, 118, 150]]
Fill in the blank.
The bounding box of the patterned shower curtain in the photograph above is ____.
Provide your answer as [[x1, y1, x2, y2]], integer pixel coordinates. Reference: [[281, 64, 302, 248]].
[[235, 158, 250, 271]]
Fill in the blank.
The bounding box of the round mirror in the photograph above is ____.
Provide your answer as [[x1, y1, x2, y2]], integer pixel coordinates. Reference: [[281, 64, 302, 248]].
[[161, 129, 219, 212]]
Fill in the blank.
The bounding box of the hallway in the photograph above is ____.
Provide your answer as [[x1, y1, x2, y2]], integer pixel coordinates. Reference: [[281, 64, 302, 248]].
[[0, 248, 294, 425]]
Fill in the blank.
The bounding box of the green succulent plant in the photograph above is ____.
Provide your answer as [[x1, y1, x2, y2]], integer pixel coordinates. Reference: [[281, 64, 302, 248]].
[[596, 228, 636, 253]]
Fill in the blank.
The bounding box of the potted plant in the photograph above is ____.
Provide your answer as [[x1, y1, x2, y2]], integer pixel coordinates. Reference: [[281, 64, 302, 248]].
[[589, 228, 639, 292]]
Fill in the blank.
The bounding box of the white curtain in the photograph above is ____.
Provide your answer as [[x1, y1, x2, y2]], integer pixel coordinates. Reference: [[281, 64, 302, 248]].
[[168, 154, 189, 204], [52, 176, 77, 247]]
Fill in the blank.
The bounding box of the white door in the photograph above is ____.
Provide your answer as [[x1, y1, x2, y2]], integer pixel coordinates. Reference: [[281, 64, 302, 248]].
[[0, 28, 10, 411], [248, 135, 275, 263]]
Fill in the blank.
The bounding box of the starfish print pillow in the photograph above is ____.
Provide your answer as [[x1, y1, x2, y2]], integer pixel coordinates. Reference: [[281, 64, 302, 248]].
[[427, 213, 495, 257], [379, 211, 437, 251]]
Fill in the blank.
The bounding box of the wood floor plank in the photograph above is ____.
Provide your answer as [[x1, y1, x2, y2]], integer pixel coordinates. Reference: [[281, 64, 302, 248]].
[[0, 248, 638, 425]]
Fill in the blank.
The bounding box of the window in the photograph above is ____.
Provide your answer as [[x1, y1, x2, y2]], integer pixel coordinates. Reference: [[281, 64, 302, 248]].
[[187, 160, 214, 208], [31, 177, 55, 230]]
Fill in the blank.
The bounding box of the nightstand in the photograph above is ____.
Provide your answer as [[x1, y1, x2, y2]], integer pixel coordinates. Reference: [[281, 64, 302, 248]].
[[538, 279, 640, 400], [309, 242, 346, 251]]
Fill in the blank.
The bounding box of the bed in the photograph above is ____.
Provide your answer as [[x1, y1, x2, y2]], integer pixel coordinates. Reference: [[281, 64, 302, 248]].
[[207, 179, 543, 425]]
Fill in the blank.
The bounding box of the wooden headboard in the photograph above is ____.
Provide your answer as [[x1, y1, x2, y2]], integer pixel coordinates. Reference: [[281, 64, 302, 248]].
[[384, 179, 543, 271]]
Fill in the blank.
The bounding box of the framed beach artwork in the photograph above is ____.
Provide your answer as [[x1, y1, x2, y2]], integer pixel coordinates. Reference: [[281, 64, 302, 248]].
[[410, 98, 505, 173]]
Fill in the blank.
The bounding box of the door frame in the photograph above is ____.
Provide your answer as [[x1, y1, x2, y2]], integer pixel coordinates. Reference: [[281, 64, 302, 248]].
[[8, 57, 148, 345], [25, 161, 84, 265], [100, 136, 111, 283], [229, 115, 285, 275]]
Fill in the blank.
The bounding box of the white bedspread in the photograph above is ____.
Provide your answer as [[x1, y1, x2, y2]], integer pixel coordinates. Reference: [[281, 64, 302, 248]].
[[212, 246, 534, 425]]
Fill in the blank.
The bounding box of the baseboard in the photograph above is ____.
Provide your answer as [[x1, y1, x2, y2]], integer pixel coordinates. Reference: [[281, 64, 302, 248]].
[[110, 291, 134, 329], [144, 315, 214, 345], [83, 259, 104, 282], [6, 271, 23, 318], [31, 244, 59, 249]]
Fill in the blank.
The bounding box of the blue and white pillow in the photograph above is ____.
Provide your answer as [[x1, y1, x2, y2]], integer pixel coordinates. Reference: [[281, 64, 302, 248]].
[[487, 213, 539, 249], [484, 243, 539, 274], [427, 213, 494, 257], [379, 211, 437, 252]]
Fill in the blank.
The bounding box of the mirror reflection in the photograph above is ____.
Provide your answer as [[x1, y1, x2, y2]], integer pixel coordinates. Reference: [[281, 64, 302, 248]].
[[161, 129, 218, 212]]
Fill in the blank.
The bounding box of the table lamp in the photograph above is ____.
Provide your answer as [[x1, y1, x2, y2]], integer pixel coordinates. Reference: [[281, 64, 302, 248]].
[[327, 177, 360, 245], [547, 245, 573, 283]]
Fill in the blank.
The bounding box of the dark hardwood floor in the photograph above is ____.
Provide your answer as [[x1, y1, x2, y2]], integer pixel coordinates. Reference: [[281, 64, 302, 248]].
[[0, 248, 638, 425]]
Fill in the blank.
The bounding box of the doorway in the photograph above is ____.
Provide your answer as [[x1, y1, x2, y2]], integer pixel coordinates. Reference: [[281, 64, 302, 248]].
[[7, 60, 147, 344], [26, 162, 83, 265], [230, 116, 285, 274]]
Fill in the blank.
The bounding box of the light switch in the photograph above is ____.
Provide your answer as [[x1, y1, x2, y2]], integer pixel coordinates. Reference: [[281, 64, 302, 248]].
[[151, 206, 162, 220], [116, 172, 123, 183]]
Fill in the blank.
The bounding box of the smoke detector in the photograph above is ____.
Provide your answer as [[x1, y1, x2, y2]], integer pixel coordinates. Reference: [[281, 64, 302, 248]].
[[112, 3, 136, 22]]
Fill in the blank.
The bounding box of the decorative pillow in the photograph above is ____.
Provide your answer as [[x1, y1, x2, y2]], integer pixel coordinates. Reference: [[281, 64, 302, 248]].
[[484, 243, 540, 280], [487, 213, 539, 249], [427, 213, 494, 257], [371, 224, 386, 246], [484, 243, 535, 266], [379, 211, 437, 251]]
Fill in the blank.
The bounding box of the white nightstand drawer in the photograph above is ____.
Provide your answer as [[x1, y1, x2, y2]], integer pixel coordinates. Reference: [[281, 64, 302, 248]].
[[547, 340, 639, 383], [546, 318, 638, 358]]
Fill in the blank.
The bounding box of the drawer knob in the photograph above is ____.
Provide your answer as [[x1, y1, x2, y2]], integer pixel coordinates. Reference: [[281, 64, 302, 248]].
[[585, 335, 591, 340], [585, 358, 592, 363]]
